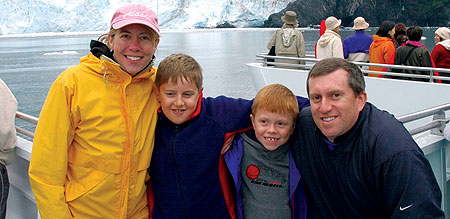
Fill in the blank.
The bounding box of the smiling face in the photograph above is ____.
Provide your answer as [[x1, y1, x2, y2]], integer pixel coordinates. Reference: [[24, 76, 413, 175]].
[[109, 24, 159, 76], [251, 109, 295, 151], [308, 69, 366, 142], [155, 77, 201, 125]]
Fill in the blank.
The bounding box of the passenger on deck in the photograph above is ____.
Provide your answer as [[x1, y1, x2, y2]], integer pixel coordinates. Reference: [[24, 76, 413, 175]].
[[29, 4, 161, 218], [342, 17, 373, 64], [316, 16, 344, 59], [267, 11, 306, 69], [394, 23, 408, 48], [392, 26, 432, 82], [368, 21, 396, 76], [0, 78, 17, 219], [431, 27, 450, 79], [314, 20, 326, 58], [292, 58, 445, 219], [224, 84, 309, 219]]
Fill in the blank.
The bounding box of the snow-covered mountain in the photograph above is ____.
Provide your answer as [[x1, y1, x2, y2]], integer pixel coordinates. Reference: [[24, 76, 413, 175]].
[[0, 0, 294, 35]]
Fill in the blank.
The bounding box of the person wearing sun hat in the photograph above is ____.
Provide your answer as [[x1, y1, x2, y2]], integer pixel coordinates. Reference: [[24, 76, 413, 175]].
[[316, 16, 344, 59], [29, 4, 161, 219], [342, 17, 373, 64], [431, 27, 450, 78], [267, 10, 306, 69]]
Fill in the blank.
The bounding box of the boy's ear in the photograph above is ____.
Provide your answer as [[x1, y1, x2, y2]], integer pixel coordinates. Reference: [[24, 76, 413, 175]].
[[153, 85, 161, 102]]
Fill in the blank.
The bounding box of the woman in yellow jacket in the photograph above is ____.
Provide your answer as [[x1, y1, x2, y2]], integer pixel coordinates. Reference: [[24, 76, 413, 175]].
[[368, 21, 396, 76], [29, 4, 160, 219]]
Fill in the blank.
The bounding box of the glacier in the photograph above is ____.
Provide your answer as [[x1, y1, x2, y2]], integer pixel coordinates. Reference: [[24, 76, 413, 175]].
[[0, 0, 295, 35]]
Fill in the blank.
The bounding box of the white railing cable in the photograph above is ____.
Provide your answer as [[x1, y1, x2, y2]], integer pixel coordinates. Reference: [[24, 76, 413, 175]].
[[257, 54, 450, 83]]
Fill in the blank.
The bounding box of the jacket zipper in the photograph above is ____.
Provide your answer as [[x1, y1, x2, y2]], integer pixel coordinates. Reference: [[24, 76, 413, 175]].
[[170, 126, 189, 219]]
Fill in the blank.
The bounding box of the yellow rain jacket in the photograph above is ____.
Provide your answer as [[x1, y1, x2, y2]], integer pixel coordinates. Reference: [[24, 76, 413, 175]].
[[29, 53, 159, 219]]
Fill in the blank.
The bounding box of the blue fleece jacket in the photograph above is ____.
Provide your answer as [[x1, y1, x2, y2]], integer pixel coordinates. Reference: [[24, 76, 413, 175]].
[[149, 96, 253, 219], [343, 30, 373, 59]]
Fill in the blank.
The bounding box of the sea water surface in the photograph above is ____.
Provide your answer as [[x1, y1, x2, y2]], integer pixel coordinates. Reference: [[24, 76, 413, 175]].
[[0, 27, 439, 132]]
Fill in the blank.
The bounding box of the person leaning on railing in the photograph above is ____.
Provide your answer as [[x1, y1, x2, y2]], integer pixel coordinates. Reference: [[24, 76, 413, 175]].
[[266, 11, 306, 69], [431, 27, 450, 81], [391, 26, 433, 82], [368, 21, 396, 77], [0, 78, 17, 219]]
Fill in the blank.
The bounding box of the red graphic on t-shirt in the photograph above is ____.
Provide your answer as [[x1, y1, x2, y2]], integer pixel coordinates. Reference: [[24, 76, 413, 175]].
[[246, 164, 260, 179]]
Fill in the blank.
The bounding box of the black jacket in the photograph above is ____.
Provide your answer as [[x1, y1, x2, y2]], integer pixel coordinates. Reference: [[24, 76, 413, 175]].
[[392, 44, 433, 81], [292, 103, 444, 219]]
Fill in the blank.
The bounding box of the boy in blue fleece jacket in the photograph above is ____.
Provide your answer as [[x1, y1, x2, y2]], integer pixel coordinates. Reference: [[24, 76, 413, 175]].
[[148, 54, 310, 218], [224, 84, 308, 219]]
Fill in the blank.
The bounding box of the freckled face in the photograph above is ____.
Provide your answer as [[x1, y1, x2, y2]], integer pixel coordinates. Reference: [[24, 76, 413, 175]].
[[109, 24, 159, 76], [251, 109, 295, 151], [155, 78, 201, 124], [308, 69, 366, 142]]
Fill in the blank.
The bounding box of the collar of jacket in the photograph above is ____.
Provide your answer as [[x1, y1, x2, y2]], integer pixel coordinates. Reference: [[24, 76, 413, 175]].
[[437, 39, 450, 50]]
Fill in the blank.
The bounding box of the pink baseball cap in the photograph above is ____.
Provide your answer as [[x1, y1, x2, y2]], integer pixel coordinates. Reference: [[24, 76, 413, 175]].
[[110, 4, 160, 35]]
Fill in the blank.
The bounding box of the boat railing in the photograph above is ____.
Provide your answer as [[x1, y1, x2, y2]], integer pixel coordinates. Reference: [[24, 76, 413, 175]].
[[398, 103, 450, 136], [256, 53, 450, 83], [397, 102, 450, 215], [15, 112, 38, 139]]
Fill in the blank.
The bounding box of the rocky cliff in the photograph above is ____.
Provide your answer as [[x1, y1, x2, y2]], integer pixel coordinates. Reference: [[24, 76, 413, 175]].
[[263, 0, 450, 27]]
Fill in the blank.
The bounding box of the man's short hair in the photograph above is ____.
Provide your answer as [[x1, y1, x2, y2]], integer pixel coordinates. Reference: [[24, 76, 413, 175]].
[[307, 58, 365, 96], [407, 26, 423, 41], [155, 54, 203, 90], [252, 84, 299, 121]]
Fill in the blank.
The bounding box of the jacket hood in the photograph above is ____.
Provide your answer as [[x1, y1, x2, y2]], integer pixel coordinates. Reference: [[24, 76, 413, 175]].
[[318, 30, 340, 46], [371, 35, 393, 48], [438, 39, 450, 50]]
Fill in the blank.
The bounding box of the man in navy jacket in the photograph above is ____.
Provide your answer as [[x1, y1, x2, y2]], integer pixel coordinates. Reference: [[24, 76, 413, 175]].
[[292, 58, 444, 218]]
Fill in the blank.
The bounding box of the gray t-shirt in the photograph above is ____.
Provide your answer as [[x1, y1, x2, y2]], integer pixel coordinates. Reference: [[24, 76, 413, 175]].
[[240, 131, 291, 219]]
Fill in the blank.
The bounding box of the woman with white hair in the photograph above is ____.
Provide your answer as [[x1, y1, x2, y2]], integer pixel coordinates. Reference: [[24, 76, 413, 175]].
[[431, 27, 450, 78], [267, 11, 306, 69]]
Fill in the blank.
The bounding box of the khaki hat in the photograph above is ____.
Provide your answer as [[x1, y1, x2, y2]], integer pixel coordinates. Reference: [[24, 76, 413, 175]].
[[353, 17, 369, 30], [281, 11, 298, 25], [435, 27, 450, 40], [325, 16, 341, 31]]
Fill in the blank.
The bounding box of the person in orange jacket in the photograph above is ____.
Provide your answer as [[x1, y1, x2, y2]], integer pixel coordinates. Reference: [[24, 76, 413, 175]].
[[368, 21, 396, 76]]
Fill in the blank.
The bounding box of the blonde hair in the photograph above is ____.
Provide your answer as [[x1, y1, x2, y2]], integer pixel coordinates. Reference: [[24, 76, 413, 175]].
[[155, 54, 203, 90], [98, 26, 160, 49], [252, 84, 299, 120]]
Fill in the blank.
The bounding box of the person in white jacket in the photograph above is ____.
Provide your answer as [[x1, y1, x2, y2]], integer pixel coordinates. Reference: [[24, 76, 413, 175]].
[[0, 78, 17, 219], [316, 16, 344, 59]]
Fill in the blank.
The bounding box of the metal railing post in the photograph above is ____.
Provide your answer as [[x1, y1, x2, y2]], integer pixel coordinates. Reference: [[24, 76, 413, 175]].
[[431, 110, 446, 135]]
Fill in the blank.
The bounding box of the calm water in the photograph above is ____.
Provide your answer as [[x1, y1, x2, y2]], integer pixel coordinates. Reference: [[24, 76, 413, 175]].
[[0, 27, 438, 122]]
